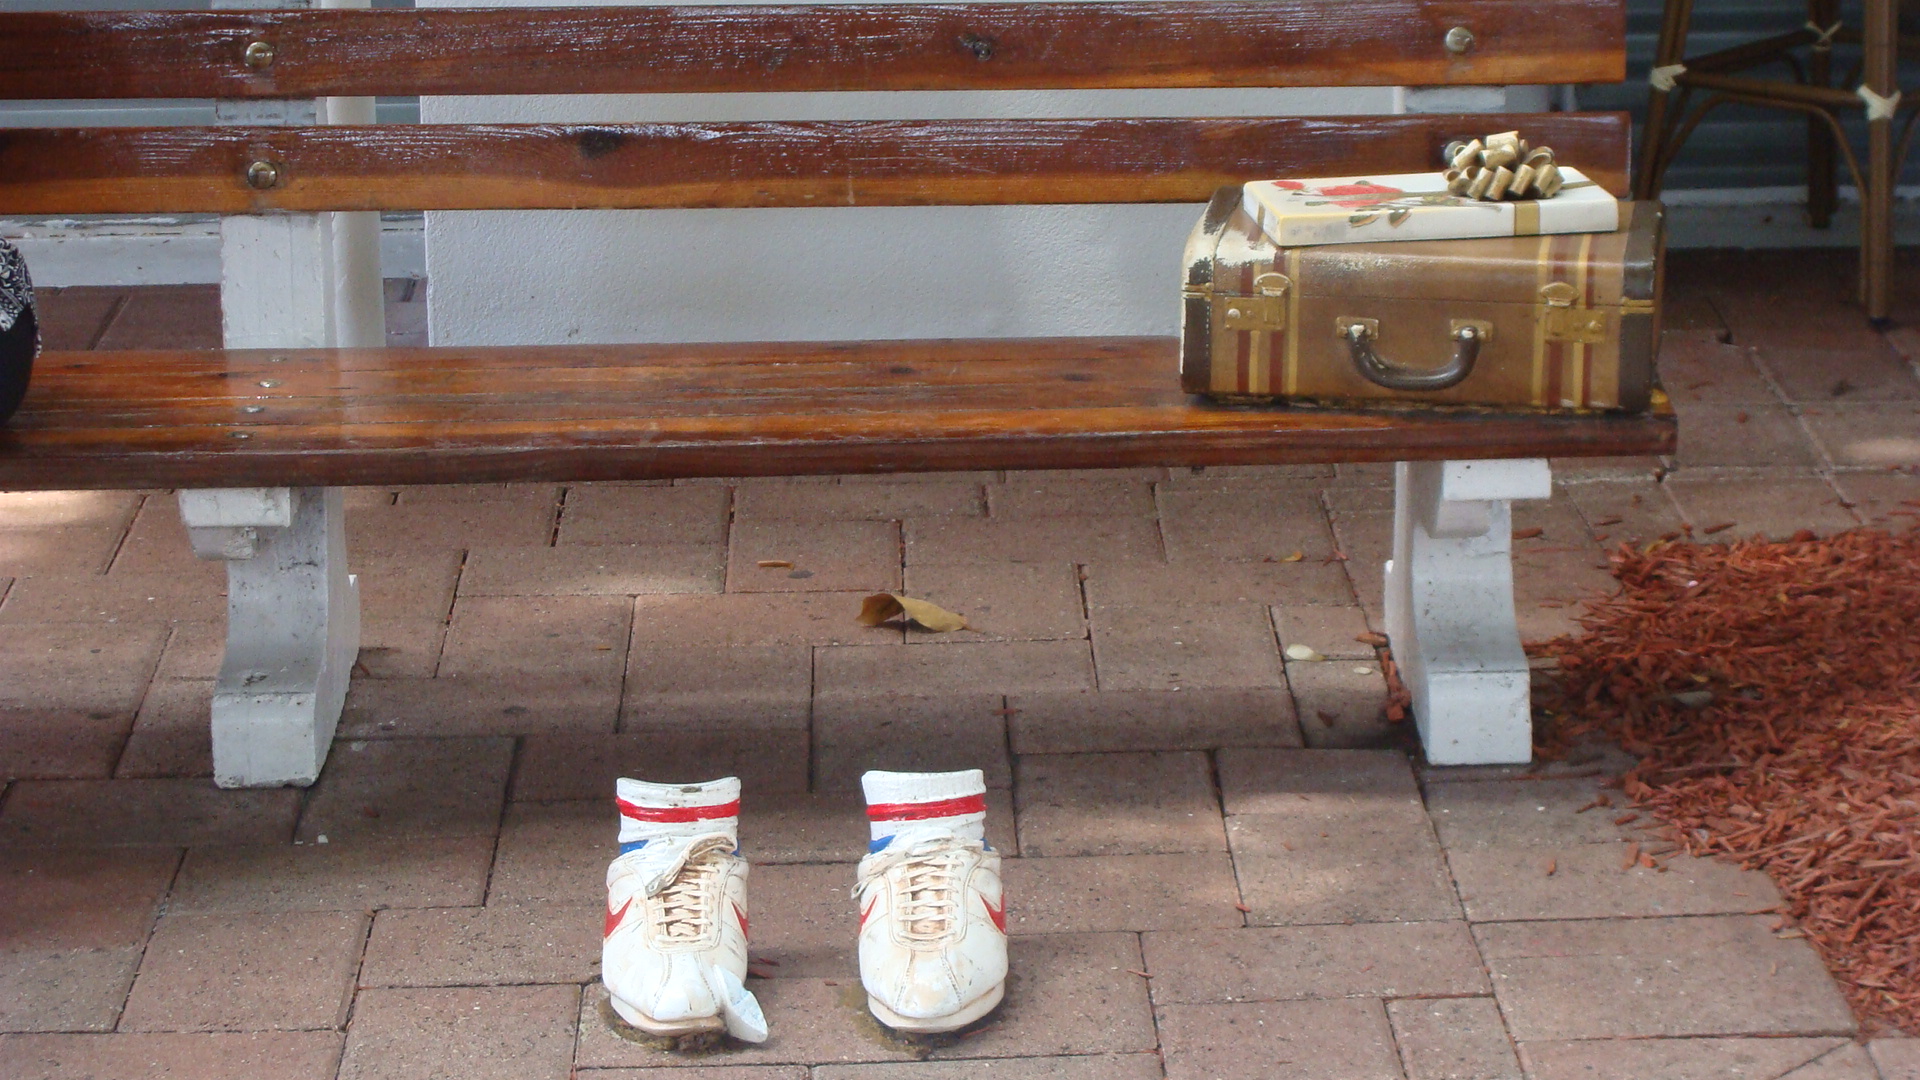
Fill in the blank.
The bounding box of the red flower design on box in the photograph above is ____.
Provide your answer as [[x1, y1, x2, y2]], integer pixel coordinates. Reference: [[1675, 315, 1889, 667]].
[[1312, 180, 1405, 207]]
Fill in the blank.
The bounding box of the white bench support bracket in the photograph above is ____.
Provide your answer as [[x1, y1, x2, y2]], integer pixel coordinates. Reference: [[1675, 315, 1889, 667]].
[[1384, 459, 1552, 765], [179, 488, 359, 788]]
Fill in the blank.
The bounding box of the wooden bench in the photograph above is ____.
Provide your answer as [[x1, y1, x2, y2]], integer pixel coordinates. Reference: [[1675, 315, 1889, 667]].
[[0, 0, 1669, 785]]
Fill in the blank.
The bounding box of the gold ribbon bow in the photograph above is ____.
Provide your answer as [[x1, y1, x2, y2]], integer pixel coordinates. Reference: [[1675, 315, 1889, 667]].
[[1442, 130, 1565, 201]]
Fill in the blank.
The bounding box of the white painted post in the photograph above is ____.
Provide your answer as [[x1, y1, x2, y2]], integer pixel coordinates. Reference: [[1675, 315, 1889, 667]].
[[1383, 459, 1552, 765], [183, 0, 378, 788], [213, 0, 383, 355]]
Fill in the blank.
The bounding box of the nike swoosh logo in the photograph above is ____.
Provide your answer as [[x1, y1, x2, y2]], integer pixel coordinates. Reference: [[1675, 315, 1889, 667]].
[[604, 897, 633, 938], [733, 901, 750, 938], [983, 895, 1007, 934], [859, 896, 879, 930]]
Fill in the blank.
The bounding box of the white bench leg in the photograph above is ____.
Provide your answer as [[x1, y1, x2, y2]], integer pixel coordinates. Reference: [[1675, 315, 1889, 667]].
[[1383, 459, 1552, 765], [200, 205, 374, 789], [179, 488, 359, 788], [193, 4, 379, 788]]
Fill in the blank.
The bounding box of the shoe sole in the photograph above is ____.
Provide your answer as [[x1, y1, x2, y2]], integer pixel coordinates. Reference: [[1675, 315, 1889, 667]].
[[866, 981, 1005, 1034], [607, 993, 727, 1039]]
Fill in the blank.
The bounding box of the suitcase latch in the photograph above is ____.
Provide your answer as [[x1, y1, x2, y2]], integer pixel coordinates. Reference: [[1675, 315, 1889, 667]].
[[1539, 281, 1608, 344], [1222, 273, 1291, 330]]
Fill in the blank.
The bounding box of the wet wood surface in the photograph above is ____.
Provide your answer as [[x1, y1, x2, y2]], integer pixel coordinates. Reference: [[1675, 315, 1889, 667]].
[[0, 2, 1624, 100], [0, 338, 1675, 490], [0, 113, 1630, 215]]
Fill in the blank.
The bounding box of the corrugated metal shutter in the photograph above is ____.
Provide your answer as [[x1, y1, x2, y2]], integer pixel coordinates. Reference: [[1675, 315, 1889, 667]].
[[1585, 0, 1920, 190]]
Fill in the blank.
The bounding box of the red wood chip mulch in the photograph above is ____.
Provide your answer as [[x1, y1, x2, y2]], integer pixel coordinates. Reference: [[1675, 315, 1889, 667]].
[[1534, 526, 1920, 1035]]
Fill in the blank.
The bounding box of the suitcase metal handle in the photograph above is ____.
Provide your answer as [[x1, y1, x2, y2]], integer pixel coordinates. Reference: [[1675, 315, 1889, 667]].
[[1338, 318, 1490, 392]]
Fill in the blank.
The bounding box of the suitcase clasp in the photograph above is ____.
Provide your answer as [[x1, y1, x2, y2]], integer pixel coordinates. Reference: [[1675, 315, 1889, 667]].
[[1539, 281, 1608, 343], [1221, 273, 1291, 330]]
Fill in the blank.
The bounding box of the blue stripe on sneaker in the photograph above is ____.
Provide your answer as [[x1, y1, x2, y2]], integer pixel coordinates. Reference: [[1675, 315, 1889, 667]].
[[620, 839, 740, 855]]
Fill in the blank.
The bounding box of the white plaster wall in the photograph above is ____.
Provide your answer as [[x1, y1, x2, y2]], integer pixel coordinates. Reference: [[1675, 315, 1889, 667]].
[[421, 0, 1399, 345]]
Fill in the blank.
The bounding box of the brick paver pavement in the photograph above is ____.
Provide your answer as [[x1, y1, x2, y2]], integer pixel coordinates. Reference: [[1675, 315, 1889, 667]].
[[3, 251, 1919, 1077]]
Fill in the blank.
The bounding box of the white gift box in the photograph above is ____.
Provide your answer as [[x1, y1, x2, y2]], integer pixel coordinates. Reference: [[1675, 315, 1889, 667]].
[[1240, 168, 1621, 247]]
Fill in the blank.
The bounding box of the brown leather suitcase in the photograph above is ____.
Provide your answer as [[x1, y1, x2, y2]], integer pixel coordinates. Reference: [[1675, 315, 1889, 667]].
[[1180, 187, 1664, 412]]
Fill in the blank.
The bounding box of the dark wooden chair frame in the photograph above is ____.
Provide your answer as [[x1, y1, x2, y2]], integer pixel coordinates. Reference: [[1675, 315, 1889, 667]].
[[1632, 0, 1915, 323]]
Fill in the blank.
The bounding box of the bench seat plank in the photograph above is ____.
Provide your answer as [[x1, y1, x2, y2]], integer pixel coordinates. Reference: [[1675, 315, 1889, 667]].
[[1, 338, 1674, 490], [0, 113, 1630, 215], [0, 2, 1625, 100]]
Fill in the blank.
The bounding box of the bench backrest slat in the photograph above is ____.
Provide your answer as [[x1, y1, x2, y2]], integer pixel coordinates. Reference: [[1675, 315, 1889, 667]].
[[0, 2, 1624, 100], [0, 113, 1629, 215]]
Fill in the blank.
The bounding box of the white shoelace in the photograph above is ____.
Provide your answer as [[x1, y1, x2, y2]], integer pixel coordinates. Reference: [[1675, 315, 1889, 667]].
[[857, 828, 984, 942], [615, 832, 736, 939]]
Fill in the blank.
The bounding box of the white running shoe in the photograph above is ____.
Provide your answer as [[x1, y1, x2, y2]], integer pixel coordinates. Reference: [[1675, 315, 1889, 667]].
[[854, 823, 1009, 1033], [602, 779, 767, 1044]]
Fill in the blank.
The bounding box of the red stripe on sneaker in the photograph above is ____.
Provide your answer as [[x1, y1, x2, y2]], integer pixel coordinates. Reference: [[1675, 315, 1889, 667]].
[[616, 798, 740, 823], [605, 897, 633, 938], [866, 794, 987, 821]]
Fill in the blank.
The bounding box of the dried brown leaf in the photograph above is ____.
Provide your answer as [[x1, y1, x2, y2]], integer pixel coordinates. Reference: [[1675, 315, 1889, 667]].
[[857, 593, 969, 633]]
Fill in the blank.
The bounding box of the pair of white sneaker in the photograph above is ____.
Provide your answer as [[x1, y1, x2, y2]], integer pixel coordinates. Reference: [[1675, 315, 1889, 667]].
[[601, 770, 1007, 1043]]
